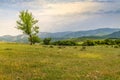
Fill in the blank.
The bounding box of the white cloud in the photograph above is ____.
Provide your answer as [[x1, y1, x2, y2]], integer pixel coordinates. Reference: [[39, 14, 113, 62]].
[[29, 1, 120, 32], [26, 2, 101, 32], [0, 0, 120, 36], [30, 2, 102, 16], [44, 2, 96, 15]]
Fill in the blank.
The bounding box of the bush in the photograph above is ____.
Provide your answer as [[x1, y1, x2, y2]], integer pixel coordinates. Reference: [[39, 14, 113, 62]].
[[28, 35, 41, 44], [115, 39, 120, 45], [82, 40, 95, 46], [114, 45, 119, 48], [103, 39, 115, 45], [52, 40, 77, 46], [82, 39, 120, 46], [43, 38, 51, 45]]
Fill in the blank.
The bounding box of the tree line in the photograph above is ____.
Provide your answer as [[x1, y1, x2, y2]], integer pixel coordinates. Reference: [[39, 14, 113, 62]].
[[42, 38, 120, 46], [82, 39, 120, 46]]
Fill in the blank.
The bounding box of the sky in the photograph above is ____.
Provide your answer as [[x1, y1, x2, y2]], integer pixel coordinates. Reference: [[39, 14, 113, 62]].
[[0, 0, 120, 36]]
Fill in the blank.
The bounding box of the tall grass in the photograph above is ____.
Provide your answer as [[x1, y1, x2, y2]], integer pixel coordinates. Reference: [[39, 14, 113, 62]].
[[0, 43, 120, 80]]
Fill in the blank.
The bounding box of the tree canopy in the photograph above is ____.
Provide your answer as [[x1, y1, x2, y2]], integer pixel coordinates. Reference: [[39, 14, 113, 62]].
[[16, 10, 40, 45]]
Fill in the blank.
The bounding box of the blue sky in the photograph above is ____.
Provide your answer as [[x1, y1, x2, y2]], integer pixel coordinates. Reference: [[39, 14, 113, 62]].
[[0, 0, 120, 36]]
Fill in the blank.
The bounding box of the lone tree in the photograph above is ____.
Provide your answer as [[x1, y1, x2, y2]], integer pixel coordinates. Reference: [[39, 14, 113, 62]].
[[16, 10, 40, 45]]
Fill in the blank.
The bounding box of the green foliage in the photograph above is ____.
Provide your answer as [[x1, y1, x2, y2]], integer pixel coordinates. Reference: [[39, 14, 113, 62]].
[[82, 40, 95, 46], [114, 45, 119, 48], [52, 40, 77, 46], [103, 39, 114, 45], [28, 35, 41, 44], [82, 39, 120, 46], [115, 39, 120, 44], [103, 39, 120, 45], [43, 38, 51, 45], [16, 10, 40, 45]]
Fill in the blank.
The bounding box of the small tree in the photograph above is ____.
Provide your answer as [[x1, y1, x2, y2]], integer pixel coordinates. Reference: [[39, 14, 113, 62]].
[[43, 38, 51, 45], [16, 10, 40, 45]]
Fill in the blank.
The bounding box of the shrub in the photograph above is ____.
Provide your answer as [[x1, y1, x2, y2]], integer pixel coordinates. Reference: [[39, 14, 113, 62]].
[[82, 40, 95, 46], [115, 39, 120, 45], [103, 39, 115, 45], [29, 35, 41, 44], [114, 45, 119, 48], [82, 39, 120, 46], [43, 38, 51, 45], [52, 40, 77, 46]]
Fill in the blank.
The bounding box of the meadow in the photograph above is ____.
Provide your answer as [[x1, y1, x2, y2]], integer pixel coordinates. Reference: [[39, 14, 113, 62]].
[[0, 42, 120, 80]]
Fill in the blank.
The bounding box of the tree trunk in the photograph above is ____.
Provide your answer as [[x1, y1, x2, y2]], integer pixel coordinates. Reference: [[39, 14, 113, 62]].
[[29, 35, 33, 45]]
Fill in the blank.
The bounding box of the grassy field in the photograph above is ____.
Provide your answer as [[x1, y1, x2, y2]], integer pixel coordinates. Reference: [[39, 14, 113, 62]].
[[0, 42, 120, 80]]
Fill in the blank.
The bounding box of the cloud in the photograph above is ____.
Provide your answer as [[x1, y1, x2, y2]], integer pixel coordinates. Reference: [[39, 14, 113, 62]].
[[45, 2, 99, 16], [27, 2, 101, 32], [0, 0, 120, 35], [31, 2, 102, 16], [1, 0, 119, 15], [85, 0, 117, 2]]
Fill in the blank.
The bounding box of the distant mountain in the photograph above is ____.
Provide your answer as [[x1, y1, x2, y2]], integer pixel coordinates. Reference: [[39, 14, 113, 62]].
[[63, 28, 120, 38], [38, 28, 120, 39], [0, 35, 28, 43], [0, 35, 14, 42], [105, 31, 120, 38], [38, 31, 72, 38], [0, 28, 120, 42]]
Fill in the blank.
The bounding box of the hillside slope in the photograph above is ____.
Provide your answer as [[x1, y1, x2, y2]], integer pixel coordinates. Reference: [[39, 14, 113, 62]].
[[0, 28, 120, 42]]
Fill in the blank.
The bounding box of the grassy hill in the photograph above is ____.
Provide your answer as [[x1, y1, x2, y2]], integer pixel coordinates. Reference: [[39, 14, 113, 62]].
[[0, 42, 120, 80]]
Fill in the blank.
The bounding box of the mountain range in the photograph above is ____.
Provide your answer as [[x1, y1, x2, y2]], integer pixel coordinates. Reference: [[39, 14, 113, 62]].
[[0, 28, 120, 42]]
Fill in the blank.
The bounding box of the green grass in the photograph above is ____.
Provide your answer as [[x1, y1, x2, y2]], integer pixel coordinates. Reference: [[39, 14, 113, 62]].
[[0, 42, 120, 80]]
